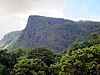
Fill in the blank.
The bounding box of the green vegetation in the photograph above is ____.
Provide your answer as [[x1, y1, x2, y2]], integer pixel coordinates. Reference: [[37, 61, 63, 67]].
[[59, 45, 100, 75], [11, 58, 47, 75], [26, 47, 54, 66], [0, 32, 99, 75], [0, 31, 21, 50]]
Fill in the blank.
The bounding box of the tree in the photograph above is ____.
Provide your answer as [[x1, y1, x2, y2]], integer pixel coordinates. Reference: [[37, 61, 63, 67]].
[[11, 58, 47, 75], [59, 45, 100, 75], [0, 63, 8, 75], [27, 47, 54, 66], [0, 49, 10, 67], [8, 49, 24, 68], [49, 63, 61, 75], [0, 49, 25, 75]]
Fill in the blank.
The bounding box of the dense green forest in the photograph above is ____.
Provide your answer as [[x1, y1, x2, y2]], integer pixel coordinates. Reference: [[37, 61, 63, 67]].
[[0, 32, 100, 75]]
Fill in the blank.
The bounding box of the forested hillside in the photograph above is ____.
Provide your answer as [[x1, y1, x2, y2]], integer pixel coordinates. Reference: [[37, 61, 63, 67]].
[[0, 32, 100, 75], [0, 31, 21, 50]]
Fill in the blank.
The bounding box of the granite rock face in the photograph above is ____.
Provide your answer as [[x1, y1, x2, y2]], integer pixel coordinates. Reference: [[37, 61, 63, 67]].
[[13, 15, 100, 52], [1, 15, 100, 52]]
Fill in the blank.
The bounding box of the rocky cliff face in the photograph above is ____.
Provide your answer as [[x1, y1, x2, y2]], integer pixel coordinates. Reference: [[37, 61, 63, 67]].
[[1, 15, 100, 52], [13, 15, 100, 52]]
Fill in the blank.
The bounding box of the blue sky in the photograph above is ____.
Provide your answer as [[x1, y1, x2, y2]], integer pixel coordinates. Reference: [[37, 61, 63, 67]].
[[0, 0, 100, 39], [64, 0, 100, 20]]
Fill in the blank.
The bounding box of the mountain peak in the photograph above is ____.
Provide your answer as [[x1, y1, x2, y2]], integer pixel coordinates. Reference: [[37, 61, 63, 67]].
[[26, 15, 73, 29], [27, 15, 74, 26], [1, 16, 100, 52], [28, 15, 72, 22]]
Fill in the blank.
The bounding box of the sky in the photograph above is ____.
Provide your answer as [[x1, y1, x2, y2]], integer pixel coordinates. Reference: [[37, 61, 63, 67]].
[[0, 0, 100, 39]]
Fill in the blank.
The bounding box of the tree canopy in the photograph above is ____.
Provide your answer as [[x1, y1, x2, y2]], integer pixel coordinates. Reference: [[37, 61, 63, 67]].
[[0, 32, 100, 75]]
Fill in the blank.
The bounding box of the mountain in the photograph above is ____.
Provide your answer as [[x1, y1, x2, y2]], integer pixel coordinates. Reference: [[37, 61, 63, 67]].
[[0, 31, 21, 50], [0, 15, 100, 52]]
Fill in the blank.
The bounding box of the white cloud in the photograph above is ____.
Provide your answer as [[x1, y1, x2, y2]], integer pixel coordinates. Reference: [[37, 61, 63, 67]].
[[84, 15, 100, 21], [69, 15, 100, 21], [0, 0, 65, 39], [0, 0, 65, 13], [0, 13, 26, 39], [25, 9, 64, 18]]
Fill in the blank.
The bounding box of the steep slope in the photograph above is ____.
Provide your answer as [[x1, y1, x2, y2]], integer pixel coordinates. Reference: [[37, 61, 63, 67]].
[[13, 15, 100, 52], [69, 31, 100, 53], [0, 31, 21, 50]]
